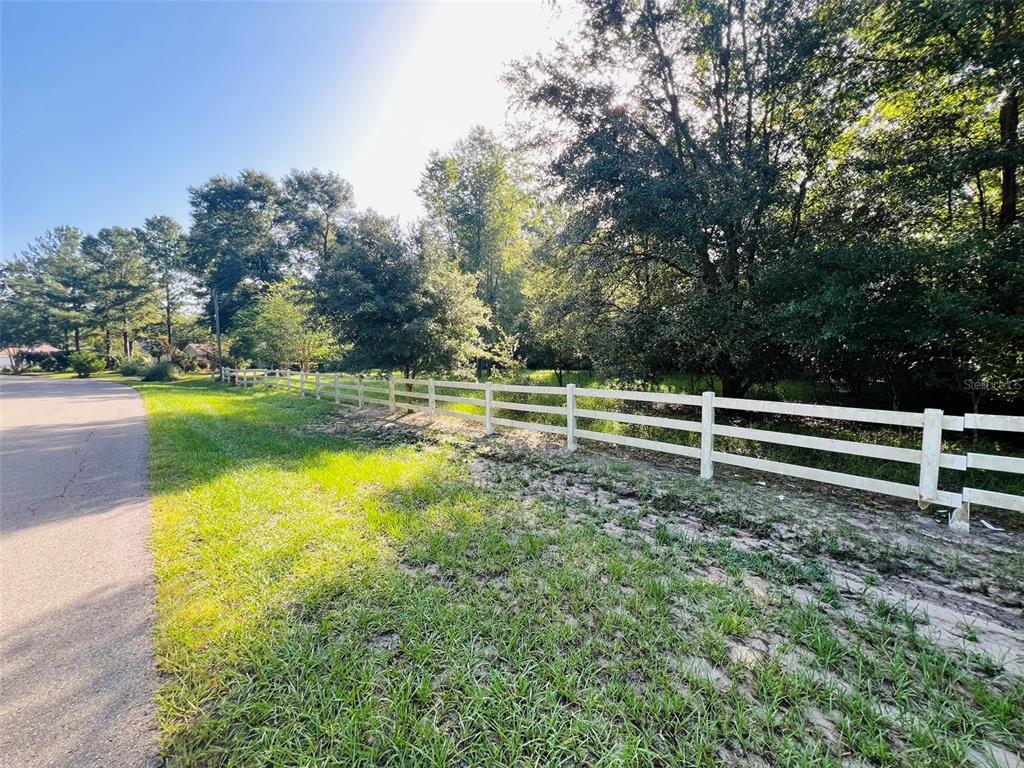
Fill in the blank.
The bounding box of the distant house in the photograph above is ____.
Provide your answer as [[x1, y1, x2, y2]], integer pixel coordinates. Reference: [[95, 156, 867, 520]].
[[183, 343, 215, 361], [0, 344, 60, 370]]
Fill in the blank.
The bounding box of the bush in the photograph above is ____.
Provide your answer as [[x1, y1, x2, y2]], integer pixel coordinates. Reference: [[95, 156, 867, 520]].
[[68, 351, 105, 378], [118, 355, 149, 376], [141, 361, 177, 381], [39, 352, 70, 372]]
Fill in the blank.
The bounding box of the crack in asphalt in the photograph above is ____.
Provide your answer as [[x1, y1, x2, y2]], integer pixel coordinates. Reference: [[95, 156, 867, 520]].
[[58, 428, 95, 499]]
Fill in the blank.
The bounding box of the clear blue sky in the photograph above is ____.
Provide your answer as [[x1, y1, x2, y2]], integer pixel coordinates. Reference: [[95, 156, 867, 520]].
[[2, 1, 567, 259]]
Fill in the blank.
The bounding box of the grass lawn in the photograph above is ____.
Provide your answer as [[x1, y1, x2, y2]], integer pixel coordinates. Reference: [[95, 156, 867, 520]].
[[135, 379, 1022, 767]]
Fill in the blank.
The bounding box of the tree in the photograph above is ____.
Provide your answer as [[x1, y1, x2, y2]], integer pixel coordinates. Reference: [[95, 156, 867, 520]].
[[187, 170, 289, 363], [82, 227, 157, 357], [317, 212, 488, 379], [138, 215, 187, 345], [281, 169, 355, 270], [523, 228, 589, 385], [510, 0, 863, 395], [231, 280, 335, 370], [0, 262, 51, 371], [418, 127, 534, 373], [857, 1, 1021, 232], [7, 227, 93, 351]]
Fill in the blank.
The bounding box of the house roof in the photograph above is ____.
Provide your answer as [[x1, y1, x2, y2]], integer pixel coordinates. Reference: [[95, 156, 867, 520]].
[[4, 344, 60, 354], [187, 343, 215, 355]]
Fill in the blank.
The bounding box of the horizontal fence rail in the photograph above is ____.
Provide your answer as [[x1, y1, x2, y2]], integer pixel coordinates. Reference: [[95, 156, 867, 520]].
[[221, 368, 1023, 532]]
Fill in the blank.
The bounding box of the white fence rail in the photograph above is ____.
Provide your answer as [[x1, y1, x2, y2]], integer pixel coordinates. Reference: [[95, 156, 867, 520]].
[[221, 368, 1024, 532]]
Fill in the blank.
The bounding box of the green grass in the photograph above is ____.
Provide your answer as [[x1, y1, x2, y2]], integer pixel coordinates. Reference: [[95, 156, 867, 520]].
[[135, 380, 1022, 766]]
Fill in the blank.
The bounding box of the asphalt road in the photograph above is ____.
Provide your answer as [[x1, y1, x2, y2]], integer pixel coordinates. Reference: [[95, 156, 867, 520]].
[[0, 376, 158, 768]]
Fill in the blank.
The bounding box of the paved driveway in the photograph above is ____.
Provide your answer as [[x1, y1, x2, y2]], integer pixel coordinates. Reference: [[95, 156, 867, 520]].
[[0, 376, 158, 768]]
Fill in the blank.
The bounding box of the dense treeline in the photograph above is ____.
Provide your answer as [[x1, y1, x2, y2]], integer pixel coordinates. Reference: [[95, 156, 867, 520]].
[[1, 0, 1021, 412]]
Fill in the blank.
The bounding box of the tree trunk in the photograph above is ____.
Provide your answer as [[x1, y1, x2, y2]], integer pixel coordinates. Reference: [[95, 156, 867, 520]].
[[104, 329, 111, 358], [213, 289, 223, 364], [74, 327, 81, 352], [166, 284, 173, 345], [998, 89, 1018, 230], [720, 374, 748, 398]]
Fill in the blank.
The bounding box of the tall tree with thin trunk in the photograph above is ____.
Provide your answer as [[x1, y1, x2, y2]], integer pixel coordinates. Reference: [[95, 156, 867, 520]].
[[83, 227, 156, 357], [138, 215, 187, 345]]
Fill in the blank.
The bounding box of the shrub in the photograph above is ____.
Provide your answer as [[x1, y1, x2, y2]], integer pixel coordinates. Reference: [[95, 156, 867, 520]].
[[118, 355, 149, 376], [68, 351, 105, 378], [39, 352, 70, 372], [141, 361, 177, 381]]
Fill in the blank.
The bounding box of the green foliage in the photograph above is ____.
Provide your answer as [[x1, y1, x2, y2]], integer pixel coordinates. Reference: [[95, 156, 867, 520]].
[[83, 226, 159, 357], [138, 215, 188, 344], [141, 361, 177, 381], [186, 170, 288, 332], [2, 227, 91, 354], [418, 127, 535, 368], [281, 169, 354, 268], [505, 0, 1022, 406], [319, 212, 488, 378], [118, 354, 149, 376], [68, 351, 105, 377], [231, 280, 335, 370]]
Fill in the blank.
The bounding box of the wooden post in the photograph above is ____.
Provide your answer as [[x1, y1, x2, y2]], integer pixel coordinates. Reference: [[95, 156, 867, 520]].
[[428, 380, 436, 418], [566, 383, 577, 451], [919, 408, 943, 506], [334, 373, 340, 404], [300, 372, 306, 397], [315, 372, 322, 400], [358, 376, 364, 407], [485, 382, 494, 435], [700, 391, 715, 480], [388, 377, 396, 413]]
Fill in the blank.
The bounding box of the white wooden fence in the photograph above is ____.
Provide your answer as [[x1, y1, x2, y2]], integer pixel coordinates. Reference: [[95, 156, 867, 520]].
[[222, 368, 1024, 532]]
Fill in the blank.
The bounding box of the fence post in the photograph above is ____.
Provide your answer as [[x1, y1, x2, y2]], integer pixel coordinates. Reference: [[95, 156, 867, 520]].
[[301, 372, 307, 397], [315, 371, 322, 400], [919, 408, 943, 507], [700, 391, 715, 480], [358, 376, 364, 407], [388, 377, 396, 413], [334, 373, 340, 404], [428, 380, 436, 418], [485, 382, 495, 435], [566, 383, 577, 451]]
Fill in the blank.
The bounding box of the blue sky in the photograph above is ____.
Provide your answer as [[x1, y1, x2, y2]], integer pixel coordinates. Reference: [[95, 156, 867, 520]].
[[2, 1, 568, 259]]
